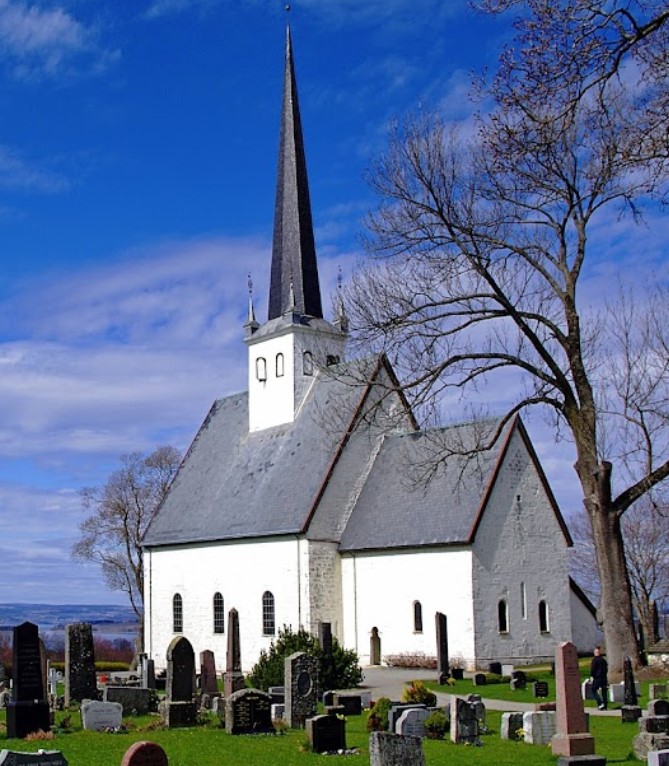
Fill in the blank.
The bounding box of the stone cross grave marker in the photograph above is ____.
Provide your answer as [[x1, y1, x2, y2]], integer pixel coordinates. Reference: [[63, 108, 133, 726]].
[[369, 731, 425, 766], [120, 741, 168, 766], [64, 623, 98, 706], [223, 608, 244, 697], [6, 622, 50, 740], [285, 651, 318, 728], [199, 650, 217, 695], [551, 641, 595, 757]]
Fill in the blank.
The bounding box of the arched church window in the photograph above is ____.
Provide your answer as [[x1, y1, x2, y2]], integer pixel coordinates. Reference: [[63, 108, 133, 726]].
[[538, 600, 550, 633], [213, 592, 224, 634], [497, 599, 509, 633], [413, 600, 423, 633], [276, 353, 284, 377], [520, 581, 527, 619], [256, 357, 267, 382], [173, 593, 183, 633], [262, 591, 275, 636], [302, 351, 314, 376]]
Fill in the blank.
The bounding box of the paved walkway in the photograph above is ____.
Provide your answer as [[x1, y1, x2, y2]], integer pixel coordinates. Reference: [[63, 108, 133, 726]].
[[356, 666, 621, 716]]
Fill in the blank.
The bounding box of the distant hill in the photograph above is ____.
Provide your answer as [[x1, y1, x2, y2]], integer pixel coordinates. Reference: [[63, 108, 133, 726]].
[[0, 603, 137, 635]]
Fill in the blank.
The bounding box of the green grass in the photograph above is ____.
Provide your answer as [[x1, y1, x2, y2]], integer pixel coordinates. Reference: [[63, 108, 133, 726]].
[[0, 697, 648, 766]]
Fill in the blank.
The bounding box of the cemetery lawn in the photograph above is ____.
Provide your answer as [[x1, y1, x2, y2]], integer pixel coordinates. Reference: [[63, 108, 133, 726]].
[[0, 706, 645, 765]]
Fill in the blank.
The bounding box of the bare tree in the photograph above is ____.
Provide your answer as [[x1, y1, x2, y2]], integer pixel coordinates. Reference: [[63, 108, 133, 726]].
[[571, 500, 669, 647], [72, 446, 181, 649], [344, 1, 668, 671]]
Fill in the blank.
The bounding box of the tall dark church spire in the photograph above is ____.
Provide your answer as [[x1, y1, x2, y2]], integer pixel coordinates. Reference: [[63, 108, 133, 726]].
[[268, 26, 323, 321]]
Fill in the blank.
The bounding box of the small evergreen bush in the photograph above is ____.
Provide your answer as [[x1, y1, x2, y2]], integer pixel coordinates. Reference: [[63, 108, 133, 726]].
[[424, 709, 448, 739], [366, 696, 392, 731], [248, 626, 363, 691], [401, 680, 437, 707]]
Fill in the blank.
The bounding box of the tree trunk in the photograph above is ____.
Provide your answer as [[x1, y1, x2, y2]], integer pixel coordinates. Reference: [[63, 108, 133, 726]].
[[580, 460, 640, 673]]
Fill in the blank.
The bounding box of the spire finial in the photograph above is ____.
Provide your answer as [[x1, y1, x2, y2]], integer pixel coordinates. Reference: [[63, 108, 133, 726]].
[[334, 265, 349, 334], [244, 272, 259, 336]]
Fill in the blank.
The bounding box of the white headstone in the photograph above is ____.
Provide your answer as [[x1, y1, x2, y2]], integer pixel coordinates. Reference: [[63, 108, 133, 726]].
[[522, 710, 556, 745], [81, 699, 123, 731], [395, 707, 432, 738]]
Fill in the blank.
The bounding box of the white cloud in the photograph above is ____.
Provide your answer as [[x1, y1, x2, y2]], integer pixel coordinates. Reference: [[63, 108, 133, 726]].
[[143, 0, 218, 20], [0, 144, 70, 192], [0, 0, 118, 80]]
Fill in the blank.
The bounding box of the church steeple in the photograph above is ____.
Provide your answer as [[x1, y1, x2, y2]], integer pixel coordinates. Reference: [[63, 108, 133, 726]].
[[268, 25, 323, 321]]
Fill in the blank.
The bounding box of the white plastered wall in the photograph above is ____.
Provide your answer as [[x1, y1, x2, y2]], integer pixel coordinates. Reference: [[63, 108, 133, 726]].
[[341, 548, 475, 666], [144, 536, 311, 673], [471, 427, 573, 667], [570, 588, 602, 654]]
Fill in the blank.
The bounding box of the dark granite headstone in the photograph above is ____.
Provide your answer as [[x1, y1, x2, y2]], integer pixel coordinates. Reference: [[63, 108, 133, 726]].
[[649, 700, 669, 717], [166, 636, 195, 702], [163, 636, 196, 728], [306, 714, 346, 753], [451, 697, 479, 744], [488, 661, 502, 676], [533, 681, 550, 698], [622, 656, 642, 722], [322, 690, 336, 706], [473, 673, 487, 686], [500, 712, 524, 740], [6, 622, 50, 739], [510, 670, 527, 690], [223, 608, 244, 697], [225, 688, 273, 734], [0, 751, 67, 766], [199, 650, 217, 695], [120, 741, 168, 766], [104, 686, 152, 715], [334, 693, 362, 716], [436, 613, 449, 684], [64, 623, 98, 705], [319, 623, 333, 659], [369, 732, 425, 766], [285, 652, 318, 728]]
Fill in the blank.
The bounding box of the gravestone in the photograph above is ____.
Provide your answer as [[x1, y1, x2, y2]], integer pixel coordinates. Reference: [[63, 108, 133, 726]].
[[64, 623, 98, 706], [0, 751, 67, 766], [80, 700, 123, 731], [370, 627, 381, 666], [319, 622, 334, 689], [306, 714, 346, 753], [435, 612, 449, 684], [271, 703, 285, 720], [163, 635, 196, 728], [395, 707, 432, 737], [551, 641, 595, 758], [500, 711, 524, 740], [322, 690, 335, 706], [533, 681, 550, 698], [369, 731, 425, 766], [648, 751, 669, 766], [199, 650, 217, 695], [6, 622, 50, 739], [649, 700, 669, 717], [223, 608, 244, 697], [450, 697, 479, 744], [473, 673, 487, 686], [389, 703, 425, 733], [104, 686, 152, 715], [523, 710, 557, 745], [141, 657, 155, 690], [467, 694, 486, 728], [285, 652, 318, 728], [120, 741, 168, 766], [622, 656, 642, 723], [510, 670, 527, 690], [632, 715, 669, 760], [268, 685, 285, 705], [582, 679, 595, 700], [650, 684, 668, 700], [488, 661, 502, 676], [333, 693, 362, 716], [225, 688, 273, 734], [501, 663, 514, 676]]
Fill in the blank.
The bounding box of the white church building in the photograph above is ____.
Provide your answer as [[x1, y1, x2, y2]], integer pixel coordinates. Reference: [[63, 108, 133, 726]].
[[142, 27, 598, 673]]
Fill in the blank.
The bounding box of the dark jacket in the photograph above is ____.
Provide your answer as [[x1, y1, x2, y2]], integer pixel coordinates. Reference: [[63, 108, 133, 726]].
[[590, 655, 608, 682]]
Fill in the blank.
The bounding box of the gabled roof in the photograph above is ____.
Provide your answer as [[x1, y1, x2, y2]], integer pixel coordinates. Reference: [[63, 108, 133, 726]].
[[339, 415, 572, 552], [142, 360, 378, 548], [268, 26, 322, 321]]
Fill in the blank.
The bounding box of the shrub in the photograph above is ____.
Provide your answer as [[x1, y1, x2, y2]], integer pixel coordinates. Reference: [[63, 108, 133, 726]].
[[384, 652, 437, 669], [401, 680, 437, 707], [424, 709, 448, 739], [366, 697, 392, 732], [248, 626, 363, 691]]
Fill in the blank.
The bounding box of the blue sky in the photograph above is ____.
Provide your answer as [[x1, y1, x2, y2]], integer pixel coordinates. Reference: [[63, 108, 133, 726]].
[[0, 0, 663, 605]]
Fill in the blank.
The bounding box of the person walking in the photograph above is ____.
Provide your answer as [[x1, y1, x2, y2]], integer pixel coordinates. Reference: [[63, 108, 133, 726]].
[[590, 646, 608, 710]]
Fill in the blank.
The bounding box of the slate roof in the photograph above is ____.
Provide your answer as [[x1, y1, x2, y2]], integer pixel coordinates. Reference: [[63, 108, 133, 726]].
[[142, 364, 370, 548], [268, 26, 322, 321], [338, 419, 512, 552]]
